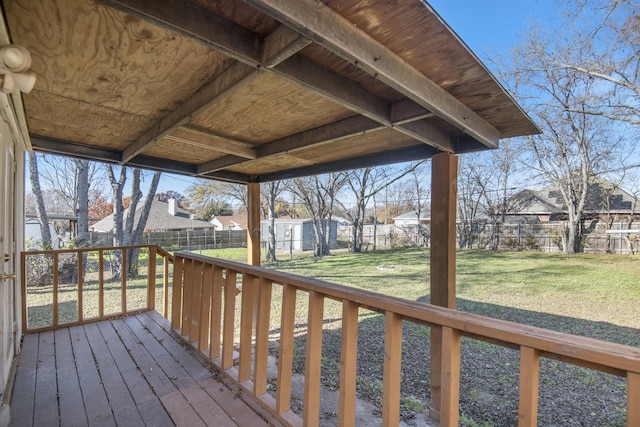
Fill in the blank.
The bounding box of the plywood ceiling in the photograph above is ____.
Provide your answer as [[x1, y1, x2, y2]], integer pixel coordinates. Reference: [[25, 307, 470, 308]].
[[3, 0, 539, 183]]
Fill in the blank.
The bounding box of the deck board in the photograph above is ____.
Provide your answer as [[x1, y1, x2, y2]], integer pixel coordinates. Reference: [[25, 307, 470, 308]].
[[9, 312, 270, 427]]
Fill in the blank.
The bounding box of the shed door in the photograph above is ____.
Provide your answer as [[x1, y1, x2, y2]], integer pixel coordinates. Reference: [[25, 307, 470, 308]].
[[0, 120, 16, 394]]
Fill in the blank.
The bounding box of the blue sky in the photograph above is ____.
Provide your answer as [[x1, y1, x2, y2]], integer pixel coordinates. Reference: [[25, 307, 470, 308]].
[[427, 0, 557, 60]]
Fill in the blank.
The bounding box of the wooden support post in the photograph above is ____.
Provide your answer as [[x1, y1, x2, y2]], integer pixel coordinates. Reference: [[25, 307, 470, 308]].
[[518, 346, 540, 427], [247, 182, 261, 266], [429, 152, 458, 420]]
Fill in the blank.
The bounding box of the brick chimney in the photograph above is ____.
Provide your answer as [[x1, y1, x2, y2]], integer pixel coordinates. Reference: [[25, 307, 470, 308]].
[[168, 198, 177, 216]]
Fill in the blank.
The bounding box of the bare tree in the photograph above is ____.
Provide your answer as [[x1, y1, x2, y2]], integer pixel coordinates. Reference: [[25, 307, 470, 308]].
[[340, 163, 424, 252], [27, 153, 51, 248], [289, 173, 346, 256], [106, 165, 161, 277], [508, 24, 624, 253], [263, 180, 284, 262]]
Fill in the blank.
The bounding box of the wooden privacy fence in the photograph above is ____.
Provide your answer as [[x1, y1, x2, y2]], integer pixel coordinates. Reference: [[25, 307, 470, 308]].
[[173, 251, 640, 427], [21, 245, 173, 332]]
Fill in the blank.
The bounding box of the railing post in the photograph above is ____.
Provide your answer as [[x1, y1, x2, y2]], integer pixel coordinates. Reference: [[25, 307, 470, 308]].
[[339, 300, 359, 427], [304, 291, 324, 426], [199, 263, 213, 352], [440, 326, 461, 427], [518, 346, 540, 427], [98, 249, 104, 318], [238, 273, 257, 383], [189, 261, 204, 343], [162, 254, 169, 319], [171, 256, 184, 330], [147, 245, 157, 311], [254, 277, 273, 395], [382, 311, 402, 427], [121, 249, 127, 313], [629, 372, 640, 427], [181, 259, 194, 337], [221, 269, 237, 370], [277, 283, 296, 414], [53, 253, 59, 327], [209, 266, 224, 359]]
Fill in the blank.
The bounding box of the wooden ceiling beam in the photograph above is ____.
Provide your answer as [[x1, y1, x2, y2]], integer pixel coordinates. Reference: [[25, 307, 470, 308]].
[[395, 120, 455, 153], [273, 55, 391, 125], [256, 145, 440, 182], [196, 115, 382, 175], [98, 0, 261, 64], [262, 25, 311, 68], [176, 125, 257, 159], [121, 61, 258, 164], [243, 0, 500, 148]]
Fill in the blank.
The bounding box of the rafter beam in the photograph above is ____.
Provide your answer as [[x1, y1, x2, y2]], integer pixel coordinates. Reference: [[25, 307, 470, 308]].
[[262, 25, 311, 68], [257, 145, 439, 182], [176, 125, 257, 159], [98, 0, 261, 64], [243, 0, 500, 148], [197, 115, 381, 175], [396, 120, 455, 153], [121, 61, 258, 163]]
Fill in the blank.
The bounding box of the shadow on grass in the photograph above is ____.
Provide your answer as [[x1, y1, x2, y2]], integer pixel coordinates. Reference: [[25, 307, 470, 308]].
[[270, 297, 633, 426]]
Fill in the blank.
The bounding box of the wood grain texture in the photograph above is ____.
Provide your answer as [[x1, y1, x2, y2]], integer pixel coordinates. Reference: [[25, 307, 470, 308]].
[[518, 346, 540, 427], [191, 72, 353, 144]]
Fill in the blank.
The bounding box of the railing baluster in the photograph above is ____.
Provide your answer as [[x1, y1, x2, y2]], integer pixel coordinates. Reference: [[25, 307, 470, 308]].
[[163, 253, 169, 319], [440, 326, 461, 427], [238, 274, 256, 383], [221, 269, 237, 370], [518, 346, 540, 427], [382, 311, 402, 427], [121, 249, 127, 313], [339, 300, 359, 427], [254, 277, 273, 395], [78, 251, 83, 322], [20, 252, 26, 331], [98, 249, 104, 318], [147, 246, 156, 311], [189, 261, 204, 343], [53, 253, 59, 327], [210, 266, 223, 359], [277, 283, 296, 414], [304, 291, 324, 427], [199, 264, 213, 352], [629, 372, 640, 427], [171, 256, 184, 330], [182, 259, 194, 337]]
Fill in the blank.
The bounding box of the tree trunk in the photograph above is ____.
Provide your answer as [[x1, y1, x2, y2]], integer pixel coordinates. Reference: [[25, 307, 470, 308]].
[[28, 153, 52, 249], [128, 170, 161, 278], [107, 165, 127, 279], [74, 159, 89, 248]]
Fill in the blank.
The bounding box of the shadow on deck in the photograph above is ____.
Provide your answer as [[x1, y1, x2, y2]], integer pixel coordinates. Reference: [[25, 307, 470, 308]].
[[9, 312, 271, 427]]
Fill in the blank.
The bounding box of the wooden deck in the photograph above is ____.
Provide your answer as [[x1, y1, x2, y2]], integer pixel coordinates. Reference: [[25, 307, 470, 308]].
[[9, 312, 270, 427]]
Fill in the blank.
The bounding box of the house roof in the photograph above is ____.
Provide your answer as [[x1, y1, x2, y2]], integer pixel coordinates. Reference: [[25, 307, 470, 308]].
[[91, 197, 213, 232], [4, 0, 538, 184], [393, 210, 432, 220], [212, 215, 248, 229], [512, 182, 640, 216]]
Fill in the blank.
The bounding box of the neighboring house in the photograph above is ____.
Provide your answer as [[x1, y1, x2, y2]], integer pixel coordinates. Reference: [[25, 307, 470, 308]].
[[260, 218, 338, 251], [509, 181, 640, 223], [90, 196, 214, 232], [24, 218, 58, 249], [393, 209, 431, 227], [210, 215, 247, 231]]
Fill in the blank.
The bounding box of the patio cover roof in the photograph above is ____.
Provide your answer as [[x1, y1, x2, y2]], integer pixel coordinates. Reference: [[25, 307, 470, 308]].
[[3, 0, 539, 184]]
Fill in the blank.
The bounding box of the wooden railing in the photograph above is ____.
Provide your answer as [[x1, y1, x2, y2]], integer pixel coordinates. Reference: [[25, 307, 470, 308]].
[[172, 251, 640, 427], [21, 244, 173, 333]]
